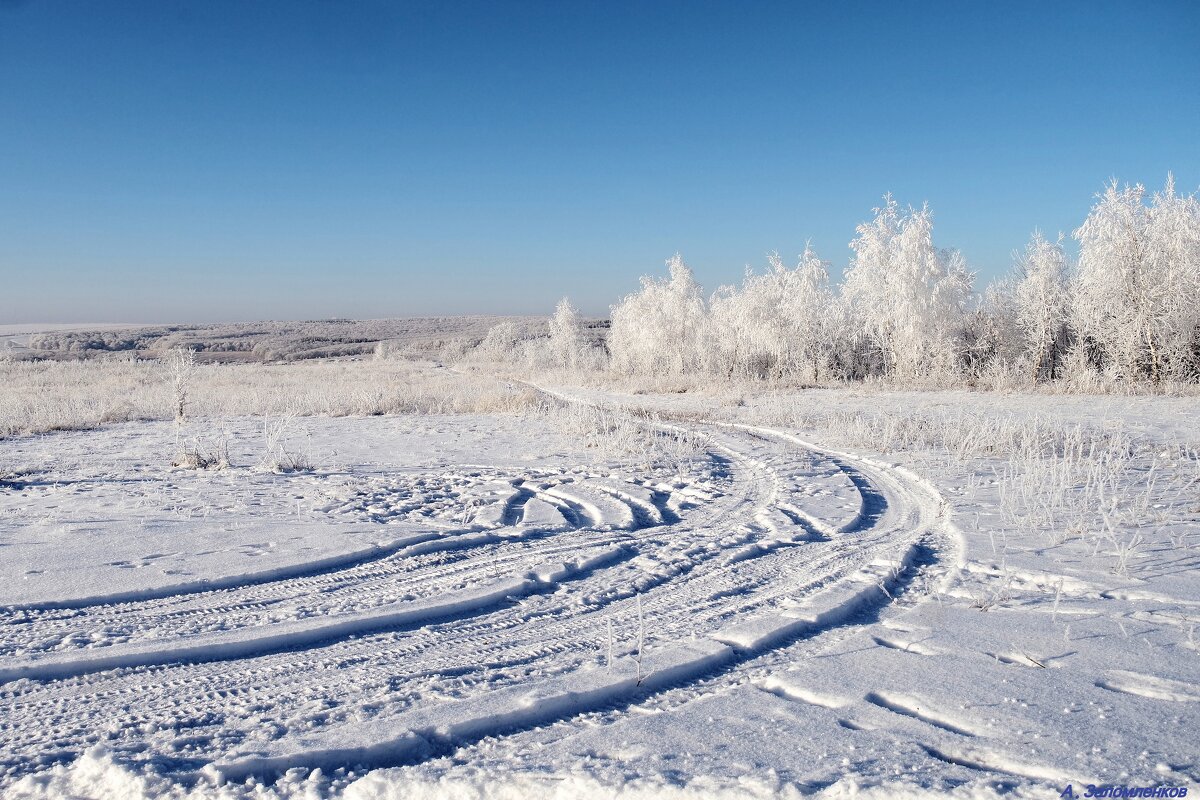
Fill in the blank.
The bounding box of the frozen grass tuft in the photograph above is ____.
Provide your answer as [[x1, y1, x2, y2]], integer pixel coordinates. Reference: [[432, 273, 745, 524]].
[[258, 414, 313, 474], [171, 434, 230, 471]]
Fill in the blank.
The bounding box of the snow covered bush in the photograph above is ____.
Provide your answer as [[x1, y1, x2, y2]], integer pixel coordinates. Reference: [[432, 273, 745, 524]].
[[165, 347, 197, 423], [1013, 233, 1071, 381], [547, 297, 587, 370], [707, 247, 834, 381], [1072, 176, 1200, 383], [546, 402, 655, 464], [474, 320, 526, 363], [609, 253, 707, 376], [464, 316, 589, 371], [840, 197, 972, 382], [953, 279, 1020, 387]]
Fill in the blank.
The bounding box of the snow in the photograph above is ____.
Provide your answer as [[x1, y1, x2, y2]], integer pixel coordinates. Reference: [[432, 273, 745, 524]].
[[2, 374, 1198, 797], [5, 746, 1051, 800]]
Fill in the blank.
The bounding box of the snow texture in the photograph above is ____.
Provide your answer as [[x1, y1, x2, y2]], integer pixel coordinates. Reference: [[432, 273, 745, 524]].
[[1, 372, 1197, 798]]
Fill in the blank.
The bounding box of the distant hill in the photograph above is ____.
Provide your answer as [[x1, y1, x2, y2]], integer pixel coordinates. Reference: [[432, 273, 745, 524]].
[[19, 316, 609, 363]]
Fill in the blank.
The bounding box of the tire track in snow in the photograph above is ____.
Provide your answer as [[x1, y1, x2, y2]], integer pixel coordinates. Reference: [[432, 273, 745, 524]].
[[0, 383, 959, 787], [0, 472, 656, 659], [200, 387, 958, 781]]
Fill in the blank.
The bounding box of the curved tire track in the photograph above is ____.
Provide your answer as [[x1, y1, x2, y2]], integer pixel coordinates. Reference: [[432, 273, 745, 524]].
[[0, 384, 961, 788]]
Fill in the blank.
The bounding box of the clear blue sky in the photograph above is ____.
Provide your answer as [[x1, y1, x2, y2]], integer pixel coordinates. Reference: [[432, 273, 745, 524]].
[[1, 0, 1197, 323]]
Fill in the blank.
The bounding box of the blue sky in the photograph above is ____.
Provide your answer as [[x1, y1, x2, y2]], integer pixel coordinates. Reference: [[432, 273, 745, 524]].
[[1, 0, 1197, 323]]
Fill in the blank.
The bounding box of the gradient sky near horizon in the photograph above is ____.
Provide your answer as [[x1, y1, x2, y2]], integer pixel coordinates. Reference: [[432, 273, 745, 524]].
[[2, 0, 1198, 324]]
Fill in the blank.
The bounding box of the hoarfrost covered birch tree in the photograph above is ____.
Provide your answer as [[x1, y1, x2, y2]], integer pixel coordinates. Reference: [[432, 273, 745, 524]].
[[1013, 232, 1071, 381], [964, 278, 1025, 383], [708, 246, 834, 380], [609, 253, 707, 375], [1073, 177, 1200, 383], [166, 347, 197, 423], [590, 175, 1196, 387], [477, 320, 524, 362], [548, 297, 586, 370], [1143, 176, 1200, 381], [841, 197, 972, 380]]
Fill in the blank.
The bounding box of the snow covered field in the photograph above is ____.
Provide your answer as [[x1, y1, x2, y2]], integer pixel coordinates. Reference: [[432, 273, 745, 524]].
[[1, 360, 1197, 799]]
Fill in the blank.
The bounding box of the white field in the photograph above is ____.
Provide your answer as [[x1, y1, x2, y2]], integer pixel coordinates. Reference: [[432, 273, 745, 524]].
[[1, 357, 1198, 799]]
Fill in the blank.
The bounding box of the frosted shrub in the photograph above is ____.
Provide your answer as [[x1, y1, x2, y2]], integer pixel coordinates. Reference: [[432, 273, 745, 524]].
[[165, 347, 197, 423], [475, 320, 525, 363], [656, 423, 707, 480], [548, 297, 587, 370], [960, 279, 1026, 383], [972, 355, 1033, 393], [462, 318, 570, 373], [840, 197, 972, 382], [259, 413, 312, 473], [995, 428, 1133, 534], [707, 247, 834, 380], [548, 403, 655, 464], [993, 427, 1196, 572], [1073, 176, 1200, 383], [171, 433, 230, 470], [544, 402, 707, 474], [1013, 233, 1071, 381], [609, 253, 707, 376]]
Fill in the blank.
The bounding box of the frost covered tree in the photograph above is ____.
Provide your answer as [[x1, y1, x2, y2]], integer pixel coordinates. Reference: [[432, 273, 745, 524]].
[[708, 246, 834, 380], [475, 319, 524, 363], [951, 279, 1018, 385], [788, 246, 839, 381], [1073, 176, 1200, 383], [547, 297, 586, 370], [1143, 177, 1200, 381], [1073, 180, 1150, 379], [841, 197, 972, 380], [609, 253, 707, 375], [597, 175, 1196, 387], [165, 347, 197, 423], [1013, 232, 1071, 381]]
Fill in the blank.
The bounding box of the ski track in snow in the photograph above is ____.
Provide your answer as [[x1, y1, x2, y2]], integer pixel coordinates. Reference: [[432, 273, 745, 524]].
[[0, 388, 959, 788]]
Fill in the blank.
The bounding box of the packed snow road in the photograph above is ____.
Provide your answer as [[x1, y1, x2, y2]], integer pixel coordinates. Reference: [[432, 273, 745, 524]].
[[0, 391, 956, 789]]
